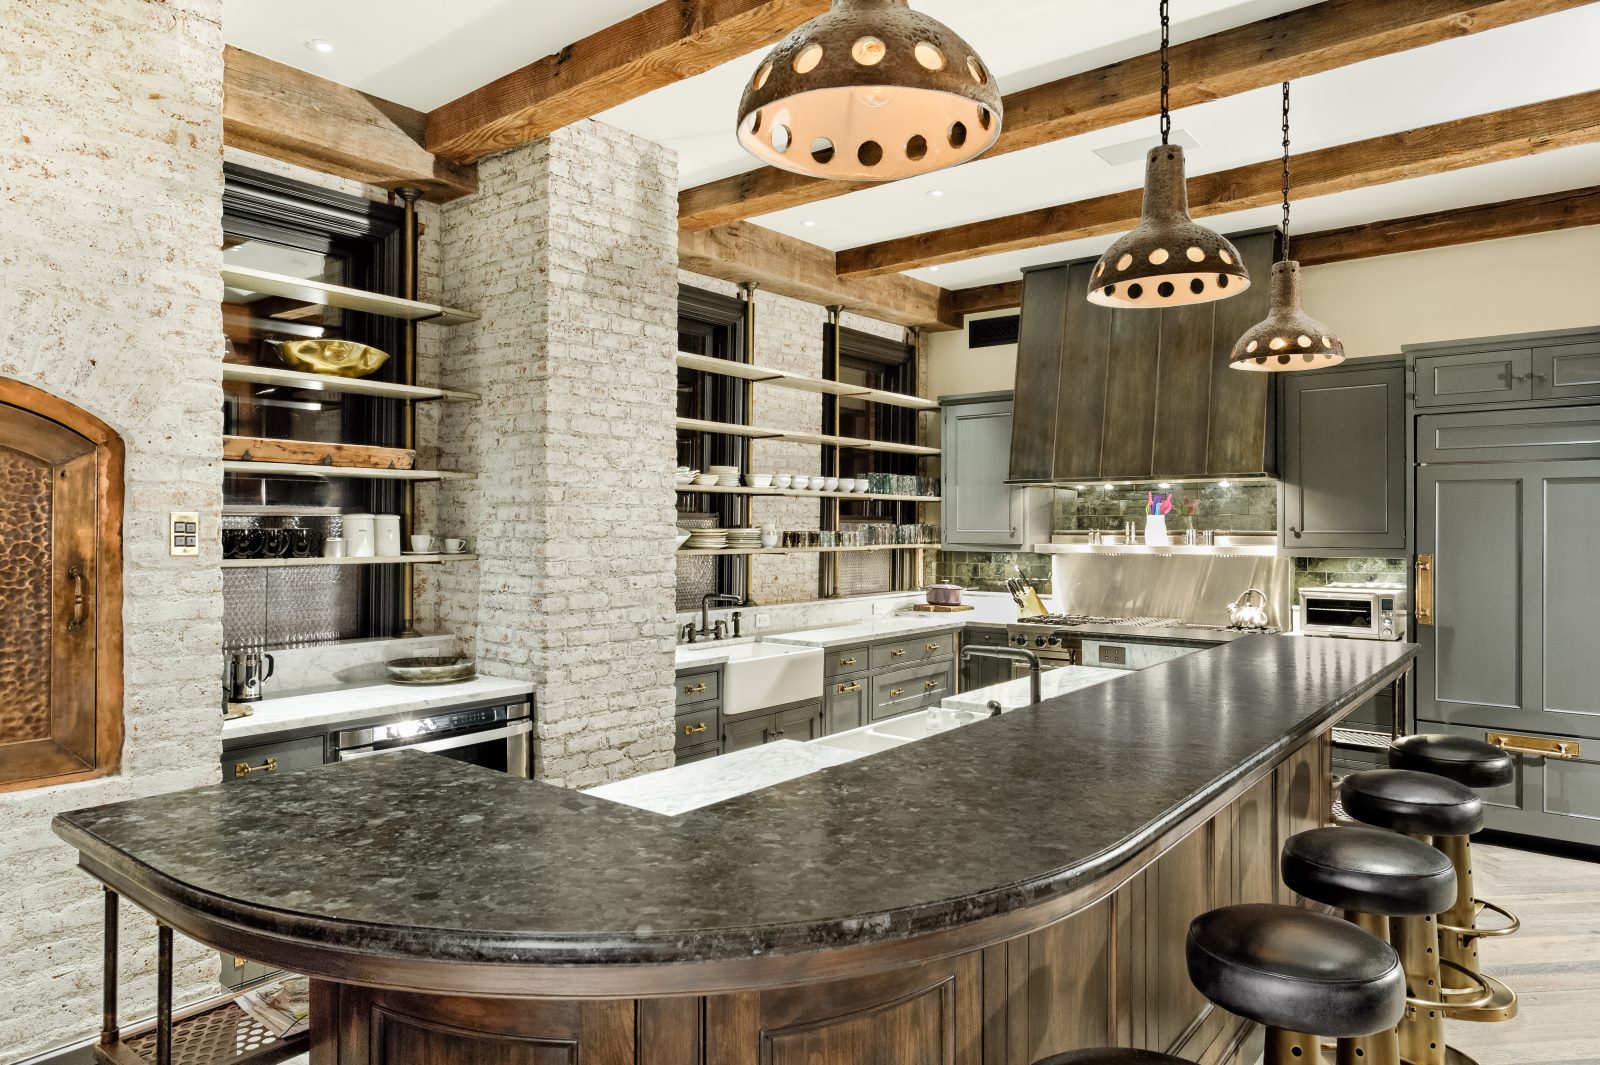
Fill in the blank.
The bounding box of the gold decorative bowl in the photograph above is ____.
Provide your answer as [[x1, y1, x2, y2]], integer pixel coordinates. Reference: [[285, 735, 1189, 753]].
[[276, 339, 390, 379]]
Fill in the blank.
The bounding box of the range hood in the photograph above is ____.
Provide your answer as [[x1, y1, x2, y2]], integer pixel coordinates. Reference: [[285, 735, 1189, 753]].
[[1008, 230, 1279, 485]]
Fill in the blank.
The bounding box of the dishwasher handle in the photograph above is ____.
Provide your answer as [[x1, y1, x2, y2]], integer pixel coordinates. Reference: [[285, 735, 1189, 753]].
[[338, 719, 531, 760]]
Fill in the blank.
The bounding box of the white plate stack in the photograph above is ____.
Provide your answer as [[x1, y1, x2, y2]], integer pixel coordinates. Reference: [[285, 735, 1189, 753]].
[[707, 465, 741, 487], [685, 529, 729, 551], [724, 528, 764, 552]]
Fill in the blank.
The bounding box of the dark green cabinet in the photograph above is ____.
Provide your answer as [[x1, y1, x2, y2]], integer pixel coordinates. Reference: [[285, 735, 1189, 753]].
[[722, 700, 824, 752], [1277, 358, 1406, 555], [1008, 231, 1278, 483], [960, 626, 1010, 692]]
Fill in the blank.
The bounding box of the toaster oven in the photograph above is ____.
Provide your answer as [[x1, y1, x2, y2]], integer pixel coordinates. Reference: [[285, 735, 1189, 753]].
[[1298, 582, 1406, 641]]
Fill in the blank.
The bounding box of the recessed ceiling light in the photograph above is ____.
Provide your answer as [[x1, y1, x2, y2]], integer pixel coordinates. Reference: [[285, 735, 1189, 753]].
[[927, 189, 945, 198], [927, 265, 940, 272], [304, 38, 335, 54], [802, 219, 817, 227]]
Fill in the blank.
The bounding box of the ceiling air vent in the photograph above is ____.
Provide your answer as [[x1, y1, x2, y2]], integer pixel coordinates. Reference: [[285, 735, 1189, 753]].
[[968, 314, 1020, 349]]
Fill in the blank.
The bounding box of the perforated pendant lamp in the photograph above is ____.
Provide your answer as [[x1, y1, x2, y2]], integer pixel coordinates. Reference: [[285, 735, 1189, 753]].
[[1230, 82, 1346, 372], [1088, 0, 1249, 309], [736, 0, 1003, 181]]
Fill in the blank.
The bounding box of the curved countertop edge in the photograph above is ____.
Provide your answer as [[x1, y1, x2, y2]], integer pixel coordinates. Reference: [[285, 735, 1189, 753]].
[[54, 647, 1413, 996]]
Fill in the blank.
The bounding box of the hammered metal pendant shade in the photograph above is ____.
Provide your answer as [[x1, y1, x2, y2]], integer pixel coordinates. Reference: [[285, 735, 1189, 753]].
[[736, 0, 1003, 181], [1229, 261, 1346, 371], [1087, 146, 1251, 309]]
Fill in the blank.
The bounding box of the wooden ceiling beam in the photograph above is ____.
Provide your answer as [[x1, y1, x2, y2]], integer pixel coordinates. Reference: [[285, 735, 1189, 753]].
[[1293, 185, 1600, 266], [425, 0, 828, 164], [835, 90, 1600, 278], [940, 186, 1600, 316], [678, 0, 1596, 230], [679, 223, 958, 330], [224, 47, 478, 202]]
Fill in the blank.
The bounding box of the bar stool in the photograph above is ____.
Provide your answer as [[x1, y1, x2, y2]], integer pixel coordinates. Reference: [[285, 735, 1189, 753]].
[[1389, 734, 1521, 1022], [1186, 903, 1405, 1065], [1032, 1051, 1196, 1065], [1282, 825, 1457, 1065], [1340, 770, 1497, 1064]]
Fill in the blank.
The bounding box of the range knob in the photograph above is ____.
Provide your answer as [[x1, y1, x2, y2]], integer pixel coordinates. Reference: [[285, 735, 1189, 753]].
[[1046, 634, 1062, 647], [1034, 635, 1049, 648], [1011, 634, 1027, 647]]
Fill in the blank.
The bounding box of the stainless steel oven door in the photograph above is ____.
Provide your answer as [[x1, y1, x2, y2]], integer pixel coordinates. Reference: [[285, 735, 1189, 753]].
[[336, 717, 532, 777], [1012, 658, 1071, 681]]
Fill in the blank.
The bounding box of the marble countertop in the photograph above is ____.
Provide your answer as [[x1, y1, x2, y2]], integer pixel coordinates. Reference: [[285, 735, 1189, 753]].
[[57, 637, 1413, 973], [222, 675, 536, 742], [583, 740, 865, 816], [940, 664, 1122, 714]]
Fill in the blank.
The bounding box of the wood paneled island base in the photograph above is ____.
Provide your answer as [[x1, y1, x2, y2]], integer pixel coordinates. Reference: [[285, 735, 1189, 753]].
[[303, 734, 1329, 1065]]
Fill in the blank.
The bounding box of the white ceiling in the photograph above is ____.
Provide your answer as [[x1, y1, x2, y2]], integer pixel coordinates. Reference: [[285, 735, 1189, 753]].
[[224, 1, 1600, 292]]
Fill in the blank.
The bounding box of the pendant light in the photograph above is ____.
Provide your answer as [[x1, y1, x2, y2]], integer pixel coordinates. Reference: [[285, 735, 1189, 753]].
[[1230, 82, 1346, 371], [736, 0, 1003, 181], [1088, 0, 1249, 308]]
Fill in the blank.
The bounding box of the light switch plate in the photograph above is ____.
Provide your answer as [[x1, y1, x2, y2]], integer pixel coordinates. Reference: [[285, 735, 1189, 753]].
[[169, 511, 200, 557]]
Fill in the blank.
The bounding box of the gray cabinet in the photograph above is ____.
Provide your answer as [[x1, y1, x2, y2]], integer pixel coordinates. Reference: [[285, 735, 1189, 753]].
[[1278, 359, 1406, 555], [1425, 722, 1600, 848], [960, 626, 1010, 692], [675, 667, 723, 763], [221, 734, 324, 784], [722, 700, 824, 752], [1407, 327, 1600, 408], [941, 392, 1050, 550], [1008, 231, 1278, 483], [1535, 340, 1600, 402], [871, 661, 954, 722], [1413, 348, 1533, 407], [824, 677, 868, 735]]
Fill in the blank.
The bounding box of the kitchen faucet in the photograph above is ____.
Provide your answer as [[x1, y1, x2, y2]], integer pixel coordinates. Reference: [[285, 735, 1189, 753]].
[[685, 593, 743, 643], [961, 646, 1043, 711]]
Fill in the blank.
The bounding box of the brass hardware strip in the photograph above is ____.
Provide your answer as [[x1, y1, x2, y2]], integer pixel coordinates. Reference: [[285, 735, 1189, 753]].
[[1415, 553, 1434, 625], [233, 757, 278, 779], [1488, 732, 1580, 760]]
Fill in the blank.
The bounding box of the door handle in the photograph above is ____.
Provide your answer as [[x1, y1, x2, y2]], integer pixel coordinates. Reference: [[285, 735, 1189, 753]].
[[234, 757, 278, 779], [1488, 732, 1579, 760], [67, 565, 86, 630], [1414, 554, 1434, 626]]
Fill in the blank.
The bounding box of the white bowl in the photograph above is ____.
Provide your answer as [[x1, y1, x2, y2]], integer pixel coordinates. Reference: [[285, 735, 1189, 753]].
[[823, 477, 840, 492], [855, 481, 871, 493], [837, 478, 857, 493], [707, 465, 738, 475], [694, 473, 718, 485], [746, 473, 774, 488], [774, 475, 793, 489]]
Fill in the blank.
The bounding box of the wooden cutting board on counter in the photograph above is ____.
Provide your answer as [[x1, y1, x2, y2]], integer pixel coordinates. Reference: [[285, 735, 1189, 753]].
[[912, 603, 975, 613], [223, 435, 416, 470]]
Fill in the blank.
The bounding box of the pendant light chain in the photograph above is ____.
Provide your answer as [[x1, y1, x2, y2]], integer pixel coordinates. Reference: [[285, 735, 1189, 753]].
[[1280, 80, 1292, 261], [1159, 0, 1172, 145]]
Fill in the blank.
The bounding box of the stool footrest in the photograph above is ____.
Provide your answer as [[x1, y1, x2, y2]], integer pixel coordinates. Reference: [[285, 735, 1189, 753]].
[[1441, 972, 1519, 1024], [1405, 960, 1495, 1012], [1438, 898, 1520, 940]]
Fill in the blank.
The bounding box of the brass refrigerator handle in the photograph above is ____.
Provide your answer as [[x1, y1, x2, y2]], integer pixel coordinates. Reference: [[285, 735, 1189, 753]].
[[67, 565, 87, 630], [1488, 732, 1580, 760], [1415, 553, 1435, 626]]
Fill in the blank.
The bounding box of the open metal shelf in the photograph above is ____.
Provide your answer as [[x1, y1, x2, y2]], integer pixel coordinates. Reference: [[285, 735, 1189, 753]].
[[677, 352, 938, 411], [221, 554, 478, 569], [222, 364, 477, 403], [675, 484, 938, 503], [222, 265, 478, 326], [676, 417, 940, 457], [222, 461, 475, 482]]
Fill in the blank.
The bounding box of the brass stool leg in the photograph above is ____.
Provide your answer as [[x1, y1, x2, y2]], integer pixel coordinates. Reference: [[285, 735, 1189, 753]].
[[1335, 912, 1400, 1065], [1266, 1026, 1325, 1065], [1392, 910, 1448, 1065], [1436, 833, 1519, 1023]]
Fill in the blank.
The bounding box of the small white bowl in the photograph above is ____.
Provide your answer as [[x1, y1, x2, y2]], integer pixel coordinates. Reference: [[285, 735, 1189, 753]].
[[774, 475, 793, 489], [707, 465, 738, 475], [837, 478, 857, 493], [823, 477, 840, 492], [854, 481, 871, 493], [746, 473, 774, 488], [694, 473, 718, 486]]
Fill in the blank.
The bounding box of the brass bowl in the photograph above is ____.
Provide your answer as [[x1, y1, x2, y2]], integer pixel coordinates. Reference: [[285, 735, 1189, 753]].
[[276, 339, 390, 379]]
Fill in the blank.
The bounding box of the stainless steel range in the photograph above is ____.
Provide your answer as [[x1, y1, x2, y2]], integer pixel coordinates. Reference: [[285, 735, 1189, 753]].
[[1004, 614, 1282, 677]]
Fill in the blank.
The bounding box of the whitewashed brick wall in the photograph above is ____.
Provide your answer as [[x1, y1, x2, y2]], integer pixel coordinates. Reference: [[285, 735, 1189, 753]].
[[433, 122, 679, 788], [0, 0, 225, 1057]]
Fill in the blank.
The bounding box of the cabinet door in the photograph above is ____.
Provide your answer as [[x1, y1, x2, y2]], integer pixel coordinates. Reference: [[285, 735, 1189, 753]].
[[1426, 723, 1600, 848], [824, 679, 867, 735], [675, 706, 719, 753], [1416, 461, 1600, 741], [960, 627, 1008, 692], [1414, 348, 1533, 407], [773, 701, 824, 743], [1280, 362, 1405, 553], [722, 712, 772, 753], [943, 397, 1020, 547], [1535, 341, 1600, 402]]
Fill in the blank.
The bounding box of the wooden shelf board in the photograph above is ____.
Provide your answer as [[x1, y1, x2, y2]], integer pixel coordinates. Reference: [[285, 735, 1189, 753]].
[[222, 265, 478, 326], [676, 417, 941, 457], [223, 364, 478, 403], [676, 352, 938, 411], [222, 461, 475, 482], [677, 544, 927, 556], [675, 484, 937, 503], [222, 554, 479, 569]]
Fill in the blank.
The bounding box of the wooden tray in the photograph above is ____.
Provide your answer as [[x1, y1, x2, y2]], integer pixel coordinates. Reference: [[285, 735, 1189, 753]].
[[223, 436, 415, 470], [912, 603, 975, 613]]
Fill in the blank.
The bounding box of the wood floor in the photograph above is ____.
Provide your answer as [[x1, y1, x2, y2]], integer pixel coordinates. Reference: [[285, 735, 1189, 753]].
[[1445, 842, 1600, 1065]]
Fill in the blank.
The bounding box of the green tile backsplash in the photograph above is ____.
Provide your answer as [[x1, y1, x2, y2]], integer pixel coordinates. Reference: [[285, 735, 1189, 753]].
[[1292, 556, 1407, 591]]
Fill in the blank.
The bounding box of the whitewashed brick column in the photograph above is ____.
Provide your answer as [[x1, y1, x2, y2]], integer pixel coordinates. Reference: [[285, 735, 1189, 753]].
[[0, 0, 226, 1057], [435, 122, 678, 788]]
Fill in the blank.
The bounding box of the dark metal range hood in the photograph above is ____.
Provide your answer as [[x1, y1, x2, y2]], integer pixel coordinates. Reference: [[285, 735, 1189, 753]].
[[1008, 229, 1281, 485]]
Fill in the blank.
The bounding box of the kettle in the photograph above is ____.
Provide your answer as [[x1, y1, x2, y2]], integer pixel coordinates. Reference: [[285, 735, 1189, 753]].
[[1227, 588, 1271, 631], [225, 649, 276, 702]]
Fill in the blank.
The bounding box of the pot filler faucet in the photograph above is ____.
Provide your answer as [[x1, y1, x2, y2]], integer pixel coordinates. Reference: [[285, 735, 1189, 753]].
[[960, 646, 1043, 712], [684, 594, 744, 643]]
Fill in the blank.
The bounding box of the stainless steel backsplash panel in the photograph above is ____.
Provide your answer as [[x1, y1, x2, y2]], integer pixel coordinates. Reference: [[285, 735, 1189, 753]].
[[1049, 553, 1291, 628]]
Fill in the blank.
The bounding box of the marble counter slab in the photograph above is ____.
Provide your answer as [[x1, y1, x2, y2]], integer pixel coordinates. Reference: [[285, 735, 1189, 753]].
[[584, 741, 865, 816], [57, 637, 1414, 969], [762, 615, 969, 649], [222, 676, 535, 743], [940, 664, 1122, 714]]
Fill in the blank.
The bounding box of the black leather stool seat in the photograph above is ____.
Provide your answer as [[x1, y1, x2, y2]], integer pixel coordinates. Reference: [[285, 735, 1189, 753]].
[[1187, 904, 1405, 1038], [1032, 1051, 1195, 1065], [1342, 769, 1484, 837], [1283, 826, 1456, 916], [1390, 734, 1515, 789]]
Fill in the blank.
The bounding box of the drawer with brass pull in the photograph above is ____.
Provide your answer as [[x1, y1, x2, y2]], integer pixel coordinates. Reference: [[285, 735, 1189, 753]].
[[871, 661, 955, 722], [675, 705, 721, 753], [826, 644, 872, 679], [835, 681, 862, 695], [220, 735, 323, 785], [871, 632, 955, 671], [675, 669, 719, 708]]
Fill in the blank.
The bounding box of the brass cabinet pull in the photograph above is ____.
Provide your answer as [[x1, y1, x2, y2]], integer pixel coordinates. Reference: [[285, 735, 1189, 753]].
[[1415, 554, 1435, 626], [683, 722, 708, 736], [67, 565, 86, 630], [889, 688, 906, 698], [1488, 732, 1579, 760], [233, 757, 278, 779], [925, 643, 941, 653], [837, 682, 862, 694], [683, 683, 707, 695], [232, 956, 248, 970], [839, 657, 858, 667], [924, 679, 939, 690], [890, 649, 907, 657]]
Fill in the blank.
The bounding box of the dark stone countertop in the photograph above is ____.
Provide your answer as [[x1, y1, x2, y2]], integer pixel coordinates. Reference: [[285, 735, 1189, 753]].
[[54, 636, 1413, 971]]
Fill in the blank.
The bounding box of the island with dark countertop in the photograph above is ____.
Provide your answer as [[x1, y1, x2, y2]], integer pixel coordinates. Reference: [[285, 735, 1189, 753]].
[[55, 636, 1414, 1065]]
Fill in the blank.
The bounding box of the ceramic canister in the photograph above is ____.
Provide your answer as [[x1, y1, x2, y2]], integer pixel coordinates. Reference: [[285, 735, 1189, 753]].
[[374, 514, 402, 558], [344, 513, 376, 558]]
